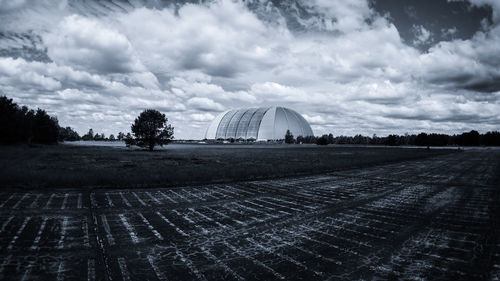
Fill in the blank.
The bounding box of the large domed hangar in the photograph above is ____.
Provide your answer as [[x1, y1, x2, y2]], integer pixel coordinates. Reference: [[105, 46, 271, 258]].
[[205, 106, 314, 141]]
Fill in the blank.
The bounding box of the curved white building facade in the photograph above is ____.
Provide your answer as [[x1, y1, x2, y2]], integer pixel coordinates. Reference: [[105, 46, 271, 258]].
[[205, 106, 314, 140]]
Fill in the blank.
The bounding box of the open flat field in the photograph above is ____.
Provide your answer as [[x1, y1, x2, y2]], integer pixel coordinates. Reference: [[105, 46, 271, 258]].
[[0, 148, 499, 280], [0, 143, 455, 189]]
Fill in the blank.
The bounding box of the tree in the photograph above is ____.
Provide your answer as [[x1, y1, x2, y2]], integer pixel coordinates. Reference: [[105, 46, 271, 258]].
[[32, 109, 59, 144], [483, 131, 500, 146], [284, 130, 294, 144], [1, 95, 60, 144], [415, 133, 428, 146], [0, 96, 36, 144], [82, 129, 94, 141], [125, 133, 133, 147], [117, 132, 125, 141], [304, 135, 316, 144], [127, 109, 174, 151], [458, 130, 480, 146], [385, 134, 398, 146], [109, 134, 115, 141], [0, 96, 24, 144], [327, 133, 334, 144], [316, 134, 329, 145], [93, 133, 105, 141], [59, 126, 80, 141]]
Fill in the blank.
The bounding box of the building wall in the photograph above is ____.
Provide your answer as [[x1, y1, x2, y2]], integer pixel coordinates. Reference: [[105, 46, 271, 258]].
[[205, 110, 229, 139], [257, 107, 276, 140]]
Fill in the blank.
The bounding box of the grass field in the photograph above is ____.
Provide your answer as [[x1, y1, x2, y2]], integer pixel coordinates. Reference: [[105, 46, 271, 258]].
[[0, 148, 498, 280], [0, 143, 457, 189]]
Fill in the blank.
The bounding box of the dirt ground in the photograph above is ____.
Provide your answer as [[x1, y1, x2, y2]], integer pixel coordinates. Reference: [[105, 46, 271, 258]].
[[0, 148, 499, 280]]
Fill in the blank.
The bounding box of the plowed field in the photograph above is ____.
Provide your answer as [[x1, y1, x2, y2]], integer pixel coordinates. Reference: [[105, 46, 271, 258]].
[[0, 149, 499, 280]]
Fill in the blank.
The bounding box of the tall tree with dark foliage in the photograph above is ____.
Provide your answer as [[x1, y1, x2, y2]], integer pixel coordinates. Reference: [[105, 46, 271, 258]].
[[126, 109, 174, 151], [32, 109, 59, 144], [0, 96, 59, 144]]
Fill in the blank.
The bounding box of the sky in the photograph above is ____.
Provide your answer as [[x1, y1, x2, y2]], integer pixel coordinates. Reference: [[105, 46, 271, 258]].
[[0, 0, 499, 139]]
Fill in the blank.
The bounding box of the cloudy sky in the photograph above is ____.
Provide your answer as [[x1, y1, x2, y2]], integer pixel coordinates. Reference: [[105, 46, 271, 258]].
[[1, 0, 499, 139]]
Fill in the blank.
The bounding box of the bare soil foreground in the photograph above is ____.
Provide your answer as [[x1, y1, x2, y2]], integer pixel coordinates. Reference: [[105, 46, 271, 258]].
[[0, 148, 499, 280], [0, 144, 456, 189]]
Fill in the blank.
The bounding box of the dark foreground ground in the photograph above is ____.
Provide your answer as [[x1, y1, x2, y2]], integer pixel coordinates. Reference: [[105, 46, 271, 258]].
[[0, 144, 456, 188], [0, 148, 499, 280]]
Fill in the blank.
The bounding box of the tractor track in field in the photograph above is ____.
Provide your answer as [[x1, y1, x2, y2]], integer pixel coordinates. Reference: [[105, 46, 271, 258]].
[[0, 149, 499, 280]]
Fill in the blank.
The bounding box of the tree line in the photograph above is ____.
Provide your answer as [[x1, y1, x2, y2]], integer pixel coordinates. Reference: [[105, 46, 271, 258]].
[[1, 96, 60, 144], [80, 129, 131, 142], [306, 131, 500, 146], [1, 95, 174, 151], [1, 95, 140, 144], [0, 95, 131, 144], [2, 95, 499, 147], [80, 110, 173, 150], [220, 129, 500, 146]]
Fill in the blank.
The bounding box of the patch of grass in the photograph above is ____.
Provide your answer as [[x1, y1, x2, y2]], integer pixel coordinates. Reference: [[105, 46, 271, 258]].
[[0, 144, 457, 189]]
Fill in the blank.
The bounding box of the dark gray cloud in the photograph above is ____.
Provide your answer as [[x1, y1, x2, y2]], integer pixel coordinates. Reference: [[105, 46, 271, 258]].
[[0, 0, 499, 138], [371, 0, 492, 49], [0, 31, 50, 62]]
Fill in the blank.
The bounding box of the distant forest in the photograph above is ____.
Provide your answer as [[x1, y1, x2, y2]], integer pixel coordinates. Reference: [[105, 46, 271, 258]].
[[1, 95, 499, 146], [311, 131, 500, 146]]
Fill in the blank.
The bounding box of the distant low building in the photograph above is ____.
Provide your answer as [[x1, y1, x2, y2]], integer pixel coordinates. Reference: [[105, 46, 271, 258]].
[[205, 106, 314, 141]]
